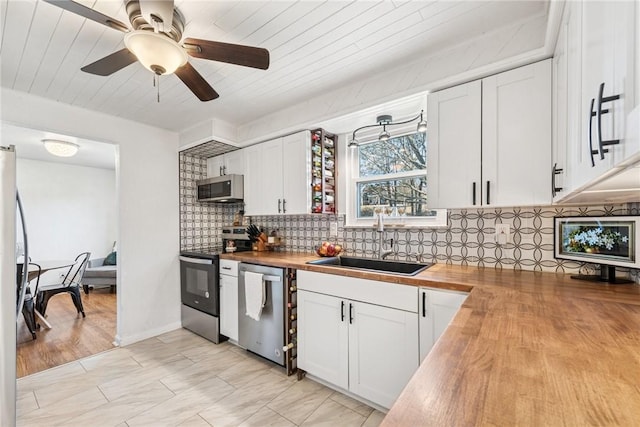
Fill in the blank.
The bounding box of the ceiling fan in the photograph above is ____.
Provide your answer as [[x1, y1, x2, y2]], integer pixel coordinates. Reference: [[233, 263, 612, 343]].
[[42, 0, 270, 101]]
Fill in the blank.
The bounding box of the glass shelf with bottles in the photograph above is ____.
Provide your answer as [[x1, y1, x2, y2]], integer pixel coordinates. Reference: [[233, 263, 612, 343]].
[[311, 129, 337, 214]]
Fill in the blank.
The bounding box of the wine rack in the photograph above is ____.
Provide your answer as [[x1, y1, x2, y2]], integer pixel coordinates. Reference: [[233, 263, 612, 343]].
[[311, 129, 337, 214], [284, 268, 300, 377]]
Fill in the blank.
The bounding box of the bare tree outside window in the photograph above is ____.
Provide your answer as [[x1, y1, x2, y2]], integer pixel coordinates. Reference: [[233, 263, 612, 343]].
[[359, 133, 426, 176], [356, 132, 431, 218]]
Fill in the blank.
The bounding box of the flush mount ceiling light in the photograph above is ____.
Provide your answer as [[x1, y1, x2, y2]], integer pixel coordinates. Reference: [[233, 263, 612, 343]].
[[349, 110, 427, 148], [42, 139, 79, 157], [124, 30, 188, 76]]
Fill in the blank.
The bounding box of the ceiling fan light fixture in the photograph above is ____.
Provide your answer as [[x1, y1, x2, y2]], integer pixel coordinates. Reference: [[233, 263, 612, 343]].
[[42, 139, 79, 157], [124, 30, 187, 75]]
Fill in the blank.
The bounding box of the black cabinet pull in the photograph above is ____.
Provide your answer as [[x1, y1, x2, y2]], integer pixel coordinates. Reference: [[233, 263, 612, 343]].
[[472, 182, 477, 206], [349, 303, 353, 324], [341, 301, 345, 322], [596, 82, 621, 160], [278, 199, 281, 214], [589, 98, 598, 167], [486, 181, 491, 205], [552, 163, 564, 197], [283, 199, 287, 213], [422, 292, 426, 318]]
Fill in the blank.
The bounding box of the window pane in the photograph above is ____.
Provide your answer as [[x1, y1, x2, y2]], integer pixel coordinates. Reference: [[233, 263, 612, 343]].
[[357, 176, 433, 218], [358, 132, 426, 177]]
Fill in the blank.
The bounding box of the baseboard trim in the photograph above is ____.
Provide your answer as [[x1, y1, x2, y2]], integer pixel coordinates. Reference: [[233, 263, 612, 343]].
[[117, 321, 183, 346]]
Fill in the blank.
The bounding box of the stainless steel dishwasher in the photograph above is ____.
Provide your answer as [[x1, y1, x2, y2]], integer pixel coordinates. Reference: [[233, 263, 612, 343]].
[[238, 263, 285, 365]]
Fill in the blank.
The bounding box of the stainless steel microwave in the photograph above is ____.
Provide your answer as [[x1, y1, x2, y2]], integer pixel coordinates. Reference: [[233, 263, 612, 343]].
[[196, 174, 244, 203]]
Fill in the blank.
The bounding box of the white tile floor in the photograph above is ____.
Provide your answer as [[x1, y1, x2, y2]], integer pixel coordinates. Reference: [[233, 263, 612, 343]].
[[17, 329, 385, 427]]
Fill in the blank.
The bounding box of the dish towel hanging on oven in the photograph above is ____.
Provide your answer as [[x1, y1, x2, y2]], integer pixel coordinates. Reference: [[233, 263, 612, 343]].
[[245, 271, 266, 321]]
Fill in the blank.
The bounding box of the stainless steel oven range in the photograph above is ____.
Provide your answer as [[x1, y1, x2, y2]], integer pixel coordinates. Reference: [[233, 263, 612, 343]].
[[179, 251, 222, 343]]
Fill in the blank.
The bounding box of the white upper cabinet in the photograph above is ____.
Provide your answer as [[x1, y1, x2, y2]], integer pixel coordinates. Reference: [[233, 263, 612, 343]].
[[427, 80, 482, 208], [224, 150, 245, 176], [427, 60, 552, 209], [552, 12, 570, 202], [575, 1, 632, 183], [282, 132, 312, 215], [482, 60, 552, 207], [243, 131, 311, 216], [261, 138, 285, 215], [206, 150, 245, 177], [553, 1, 639, 203]]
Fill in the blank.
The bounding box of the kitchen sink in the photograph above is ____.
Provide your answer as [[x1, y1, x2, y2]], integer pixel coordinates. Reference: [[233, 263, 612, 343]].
[[306, 256, 432, 276]]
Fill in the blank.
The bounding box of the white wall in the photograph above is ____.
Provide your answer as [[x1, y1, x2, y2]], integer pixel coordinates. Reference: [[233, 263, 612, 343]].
[[1, 88, 181, 346], [16, 159, 116, 285]]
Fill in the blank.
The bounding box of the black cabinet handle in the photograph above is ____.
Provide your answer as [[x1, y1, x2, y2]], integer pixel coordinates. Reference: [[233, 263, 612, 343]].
[[283, 199, 287, 213], [422, 292, 426, 318], [486, 181, 491, 205], [472, 182, 477, 206], [341, 301, 345, 322], [552, 163, 563, 197], [596, 82, 621, 160], [219, 166, 223, 176], [589, 98, 598, 167], [349, 303, 353, 324], [278, 199, 281, 214]]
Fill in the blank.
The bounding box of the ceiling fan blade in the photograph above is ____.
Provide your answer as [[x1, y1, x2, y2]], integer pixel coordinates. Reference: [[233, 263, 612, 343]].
[[41, 0, 129, 32], [175, 62, 219, 102], [183, 38, 270, 70], [81, 49, 138, 76], [139, 0, 175, 33]]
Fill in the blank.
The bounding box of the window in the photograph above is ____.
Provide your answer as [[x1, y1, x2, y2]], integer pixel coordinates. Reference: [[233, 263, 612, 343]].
[[345, 128, 447, 228]]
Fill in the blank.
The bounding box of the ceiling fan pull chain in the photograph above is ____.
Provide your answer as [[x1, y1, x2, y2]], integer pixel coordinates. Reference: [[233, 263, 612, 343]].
[[157, 75, 160, 103]]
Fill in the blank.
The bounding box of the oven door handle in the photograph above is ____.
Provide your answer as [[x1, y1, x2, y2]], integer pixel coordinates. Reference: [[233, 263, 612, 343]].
[[179, 256, 213, 265]]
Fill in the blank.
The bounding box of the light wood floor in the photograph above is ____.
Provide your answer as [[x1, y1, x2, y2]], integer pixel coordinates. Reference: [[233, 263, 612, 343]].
[[16, 287, 117, 378], [16, 329, 385, 426]]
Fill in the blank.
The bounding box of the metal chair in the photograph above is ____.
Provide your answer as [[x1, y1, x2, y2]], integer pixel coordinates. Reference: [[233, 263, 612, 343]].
[[36, 252, 91, 319], [16, 262, 42, 340]]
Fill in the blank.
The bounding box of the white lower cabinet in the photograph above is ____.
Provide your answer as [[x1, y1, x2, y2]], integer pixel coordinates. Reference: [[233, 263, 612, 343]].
[[348, 300, 419, 408], [418, 287, 468, 363], [297, 271, 419, 409], [297, 291, 349, 389], [219, 260, 239, 342]]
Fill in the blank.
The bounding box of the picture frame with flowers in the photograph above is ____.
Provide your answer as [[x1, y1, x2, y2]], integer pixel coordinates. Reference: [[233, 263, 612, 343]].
[[554, 215, 640, 269]]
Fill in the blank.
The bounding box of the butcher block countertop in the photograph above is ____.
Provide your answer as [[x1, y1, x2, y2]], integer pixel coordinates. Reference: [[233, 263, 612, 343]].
[[221, 251, 640, 426]]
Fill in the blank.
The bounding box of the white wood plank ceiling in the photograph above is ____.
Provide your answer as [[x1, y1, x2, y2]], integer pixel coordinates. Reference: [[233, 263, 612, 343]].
[[0, 0, 549, 132]]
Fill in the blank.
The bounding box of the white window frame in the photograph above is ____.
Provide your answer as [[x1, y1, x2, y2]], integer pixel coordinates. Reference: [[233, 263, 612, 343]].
[[342, 127, 447, 229]]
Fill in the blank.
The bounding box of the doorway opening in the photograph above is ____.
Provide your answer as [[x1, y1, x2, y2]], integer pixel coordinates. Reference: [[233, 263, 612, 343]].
[[7, 124, 119, 377]]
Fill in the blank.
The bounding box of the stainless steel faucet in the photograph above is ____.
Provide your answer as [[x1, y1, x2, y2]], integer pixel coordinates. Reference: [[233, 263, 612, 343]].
[[376, 214, 394, 259]]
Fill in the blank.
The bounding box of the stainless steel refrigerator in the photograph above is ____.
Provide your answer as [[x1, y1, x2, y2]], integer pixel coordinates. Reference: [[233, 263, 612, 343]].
[[1, 145, 28, 427]]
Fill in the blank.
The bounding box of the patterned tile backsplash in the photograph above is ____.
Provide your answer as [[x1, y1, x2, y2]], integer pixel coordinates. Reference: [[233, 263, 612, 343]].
[[180, 153, 639, 283], [180, 154, 240, 250]]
